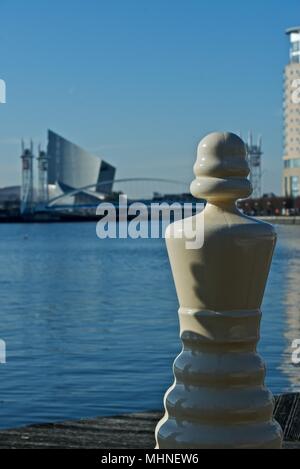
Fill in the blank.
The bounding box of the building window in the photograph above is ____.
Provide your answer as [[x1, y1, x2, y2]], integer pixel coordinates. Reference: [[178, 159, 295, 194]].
[[292, 41, 300, 52], [284, 158, 300, 168], [292, 54, 300, 63], [285, 177, 289, 196], [290, 175, 299, 197]]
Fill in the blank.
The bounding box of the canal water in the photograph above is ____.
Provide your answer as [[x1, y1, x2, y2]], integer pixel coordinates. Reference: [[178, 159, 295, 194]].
[[0, 222, 299, 429]]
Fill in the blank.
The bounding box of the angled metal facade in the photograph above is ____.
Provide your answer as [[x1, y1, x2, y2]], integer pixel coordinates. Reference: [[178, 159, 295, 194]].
[[47, 130, 115, 195]]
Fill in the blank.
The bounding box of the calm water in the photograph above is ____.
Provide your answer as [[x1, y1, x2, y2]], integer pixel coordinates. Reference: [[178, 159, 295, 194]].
[[0, 222, 299, 430]]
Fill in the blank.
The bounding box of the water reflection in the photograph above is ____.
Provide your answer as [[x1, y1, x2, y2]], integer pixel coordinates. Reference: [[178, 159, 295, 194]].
[[279, 227, 300, 390], [0, 222, 299, 430]]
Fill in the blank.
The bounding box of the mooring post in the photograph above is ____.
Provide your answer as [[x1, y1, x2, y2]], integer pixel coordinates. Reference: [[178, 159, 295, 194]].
[[155, 132, 283, 449]]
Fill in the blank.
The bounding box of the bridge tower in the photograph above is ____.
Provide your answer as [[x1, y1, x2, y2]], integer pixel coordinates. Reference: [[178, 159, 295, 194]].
[[20, 140, 34, 215], [37, 145, 49, 206], [246, 132, 263, 199]]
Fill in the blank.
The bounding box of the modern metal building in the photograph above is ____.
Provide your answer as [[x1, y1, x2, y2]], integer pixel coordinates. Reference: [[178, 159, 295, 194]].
[[47, 130, 116, 203], [283, 27, 300, 198]]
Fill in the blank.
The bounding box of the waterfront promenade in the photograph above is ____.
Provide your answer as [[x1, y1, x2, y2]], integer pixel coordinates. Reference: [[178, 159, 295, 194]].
[[259, 216, 300, 225], [0, 213, 300, 224]]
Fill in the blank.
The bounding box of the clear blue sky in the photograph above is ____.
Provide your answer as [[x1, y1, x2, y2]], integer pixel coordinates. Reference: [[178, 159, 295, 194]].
[[0, 0, 299, 194]]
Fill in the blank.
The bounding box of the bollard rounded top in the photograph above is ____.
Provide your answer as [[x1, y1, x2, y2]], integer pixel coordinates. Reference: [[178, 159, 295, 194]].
[[190, 132, 252, 202]]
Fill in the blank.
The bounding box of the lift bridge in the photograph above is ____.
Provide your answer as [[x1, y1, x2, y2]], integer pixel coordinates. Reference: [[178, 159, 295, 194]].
[[42, 178, 191, 212]]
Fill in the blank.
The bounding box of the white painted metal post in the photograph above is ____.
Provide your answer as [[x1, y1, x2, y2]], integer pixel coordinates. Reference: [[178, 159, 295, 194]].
[[155, 132, 283, 449]]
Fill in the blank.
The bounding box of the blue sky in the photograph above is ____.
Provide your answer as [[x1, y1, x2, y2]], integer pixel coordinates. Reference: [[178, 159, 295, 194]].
[[0, 0, 299, 194]]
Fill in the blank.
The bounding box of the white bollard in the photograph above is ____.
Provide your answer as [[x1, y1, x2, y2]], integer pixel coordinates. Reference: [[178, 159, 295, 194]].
[[155, 132, 283, 449]]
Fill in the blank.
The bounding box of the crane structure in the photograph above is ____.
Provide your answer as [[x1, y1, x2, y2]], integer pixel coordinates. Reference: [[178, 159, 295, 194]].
[[246, 132, 263, 199], [20, 140, 34, 214], [37, 145, 49, 206]]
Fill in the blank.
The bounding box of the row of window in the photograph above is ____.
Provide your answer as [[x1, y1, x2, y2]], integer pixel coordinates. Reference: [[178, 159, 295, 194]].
[[284, 138, 300, 143], [285, 175, 300, 197], [291, 56, 300, 64], [284, 158, 300, 168], [286, 67, 300, 75], [284, 108, 300, 114]]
